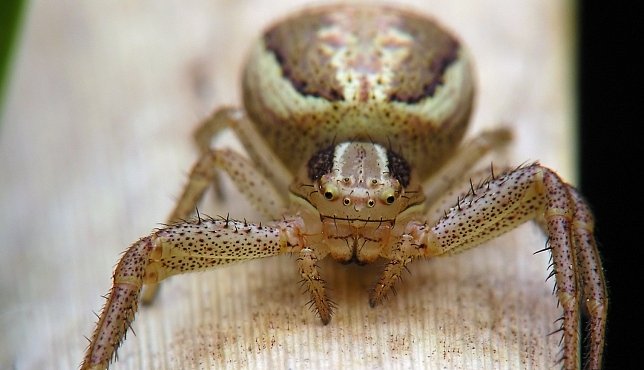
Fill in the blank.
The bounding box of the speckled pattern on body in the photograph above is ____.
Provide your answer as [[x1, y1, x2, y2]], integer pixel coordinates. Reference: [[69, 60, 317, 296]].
[[243, 4, 473, 179]]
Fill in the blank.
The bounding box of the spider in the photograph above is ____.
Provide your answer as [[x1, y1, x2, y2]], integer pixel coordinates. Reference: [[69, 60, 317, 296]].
[[81, 4, 607, 369]]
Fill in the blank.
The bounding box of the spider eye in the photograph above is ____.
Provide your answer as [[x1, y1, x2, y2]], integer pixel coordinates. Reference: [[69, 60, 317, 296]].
[[343, 198, 351, 206], [382, 189, 396, 205], [321, 183, 338, 201], [367, 199, 376, 208]]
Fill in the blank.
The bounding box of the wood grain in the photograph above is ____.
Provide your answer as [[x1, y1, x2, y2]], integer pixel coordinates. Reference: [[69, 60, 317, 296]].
[[0, 0, 575, 369]]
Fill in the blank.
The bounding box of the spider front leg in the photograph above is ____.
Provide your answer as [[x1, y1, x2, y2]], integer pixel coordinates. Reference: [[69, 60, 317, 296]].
[[370, 163, 607, 370], [141, 140, 287, 303], [81, 216, 306, 370]]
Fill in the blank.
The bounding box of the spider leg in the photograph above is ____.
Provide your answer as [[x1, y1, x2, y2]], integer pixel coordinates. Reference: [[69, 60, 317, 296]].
[[81, 216, 304, 370], [298, 247, 333, 324], [371, 163, 606, 370], [141, 146, 287, 303], [194, 106, 293, 195], [369, 233, 424, 308], [568, 188, 607, 370], [422, 127, 511, 204]]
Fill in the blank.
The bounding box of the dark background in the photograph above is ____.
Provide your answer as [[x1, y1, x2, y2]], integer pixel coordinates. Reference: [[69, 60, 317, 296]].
[[579, 3, 640, 369]]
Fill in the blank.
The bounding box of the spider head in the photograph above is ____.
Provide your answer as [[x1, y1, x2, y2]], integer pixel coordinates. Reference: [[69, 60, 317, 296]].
[[292, 142, 425, 222]]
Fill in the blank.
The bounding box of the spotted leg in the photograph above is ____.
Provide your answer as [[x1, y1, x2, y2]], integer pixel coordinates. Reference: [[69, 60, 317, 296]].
[[298, 247, 334, 324], [568, 188, 607, 370], [370, 163, 607, 370], [140, 146, 287, 303], [81, 216, 305, 370]]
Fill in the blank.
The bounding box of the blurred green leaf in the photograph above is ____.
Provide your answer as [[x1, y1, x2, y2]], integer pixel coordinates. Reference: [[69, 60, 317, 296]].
[[0, 0, 28, 122]]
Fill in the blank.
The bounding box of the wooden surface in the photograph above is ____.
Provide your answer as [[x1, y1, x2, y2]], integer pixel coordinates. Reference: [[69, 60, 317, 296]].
[[0, 0, 575, 369]]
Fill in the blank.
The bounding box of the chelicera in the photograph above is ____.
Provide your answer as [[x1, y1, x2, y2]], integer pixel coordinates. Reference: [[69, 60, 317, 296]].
[[81, 4, 607, 369]]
